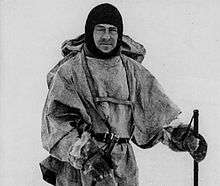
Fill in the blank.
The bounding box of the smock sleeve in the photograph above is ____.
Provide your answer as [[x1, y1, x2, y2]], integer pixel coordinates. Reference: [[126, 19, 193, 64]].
[[41, 66, 90, 162]]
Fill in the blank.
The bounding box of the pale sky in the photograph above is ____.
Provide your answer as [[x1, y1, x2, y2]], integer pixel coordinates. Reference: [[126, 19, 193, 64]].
[[1, 0, 220, 185]]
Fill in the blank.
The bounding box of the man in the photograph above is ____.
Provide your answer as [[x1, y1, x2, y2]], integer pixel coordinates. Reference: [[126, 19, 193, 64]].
[[40, 3, 207, 186]]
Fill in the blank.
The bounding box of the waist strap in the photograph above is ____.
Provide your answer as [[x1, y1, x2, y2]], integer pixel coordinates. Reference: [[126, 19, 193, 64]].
[[92, 133, 130, 144]]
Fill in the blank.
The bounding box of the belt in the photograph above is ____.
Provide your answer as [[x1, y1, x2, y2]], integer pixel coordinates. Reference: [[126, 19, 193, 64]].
[[92, 133, 130, 144]]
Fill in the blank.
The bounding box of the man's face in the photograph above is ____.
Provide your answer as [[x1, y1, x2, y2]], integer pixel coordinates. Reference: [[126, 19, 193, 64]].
[[93, 24, 118, 53]]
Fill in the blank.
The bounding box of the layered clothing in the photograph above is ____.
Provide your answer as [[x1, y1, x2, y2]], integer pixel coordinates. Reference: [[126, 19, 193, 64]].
[[40, 36, 183, 185]]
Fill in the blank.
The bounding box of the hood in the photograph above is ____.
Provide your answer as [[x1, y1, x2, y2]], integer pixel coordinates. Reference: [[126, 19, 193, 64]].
[[61, 34, 146, 63]]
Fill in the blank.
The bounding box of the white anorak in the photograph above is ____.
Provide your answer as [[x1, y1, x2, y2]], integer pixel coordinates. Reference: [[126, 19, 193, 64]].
[[40, 35, 182, 186]]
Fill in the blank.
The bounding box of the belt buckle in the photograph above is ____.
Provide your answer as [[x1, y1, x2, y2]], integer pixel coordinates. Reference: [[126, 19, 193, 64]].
[[111, 133, 119, 143], [115, 134, 119, 143], [110, 133, 114, 140]]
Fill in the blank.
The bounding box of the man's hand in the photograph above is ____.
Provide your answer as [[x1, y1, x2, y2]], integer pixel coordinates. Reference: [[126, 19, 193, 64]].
[[183, 133, 207, 162], [164, 124, 207, 162], [68, 131, 113, 181], [82, 150, 112, 182]]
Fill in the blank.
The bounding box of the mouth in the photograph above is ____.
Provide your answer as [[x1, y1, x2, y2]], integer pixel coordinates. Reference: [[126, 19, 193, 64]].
[[100, 42, 112, 46]]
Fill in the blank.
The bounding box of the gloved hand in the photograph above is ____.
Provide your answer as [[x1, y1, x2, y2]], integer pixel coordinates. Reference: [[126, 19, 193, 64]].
[[183, 132, 207, 162], [166, 124, 207, 162], [68, 132, 113, 181], [82, 150, 112, 182]]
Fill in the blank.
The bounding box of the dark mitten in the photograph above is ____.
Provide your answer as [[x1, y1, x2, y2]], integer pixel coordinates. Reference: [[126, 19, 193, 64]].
[[82, 150, 112, 182], [68, 132, 97, 169], [168, 125, 207, 162], [69, 132, 113, 181], [183, 133, 207, 162]]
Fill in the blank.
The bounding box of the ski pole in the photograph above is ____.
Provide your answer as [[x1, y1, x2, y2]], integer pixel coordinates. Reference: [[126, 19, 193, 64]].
[[193, 109, 199, 186]]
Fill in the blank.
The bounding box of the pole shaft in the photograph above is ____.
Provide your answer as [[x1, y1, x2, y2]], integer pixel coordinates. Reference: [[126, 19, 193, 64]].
[[193, 110, 199, 186]]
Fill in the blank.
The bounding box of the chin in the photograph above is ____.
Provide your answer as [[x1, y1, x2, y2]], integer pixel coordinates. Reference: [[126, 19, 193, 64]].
[[100, 47, 113, 53], [101, 50, 112, 53]]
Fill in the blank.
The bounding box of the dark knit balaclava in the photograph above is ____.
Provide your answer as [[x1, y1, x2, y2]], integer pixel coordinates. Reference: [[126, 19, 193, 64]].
[[85, 3, 123, 59]]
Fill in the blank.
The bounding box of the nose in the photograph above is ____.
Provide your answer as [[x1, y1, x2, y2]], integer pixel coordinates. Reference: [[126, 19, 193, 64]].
[[102, 30, 111, 40]]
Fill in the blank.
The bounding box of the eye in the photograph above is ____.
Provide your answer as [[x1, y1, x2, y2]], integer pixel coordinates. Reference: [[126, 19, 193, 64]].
[[94, 27, 105, 33], [109, 28, 118, 34]]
